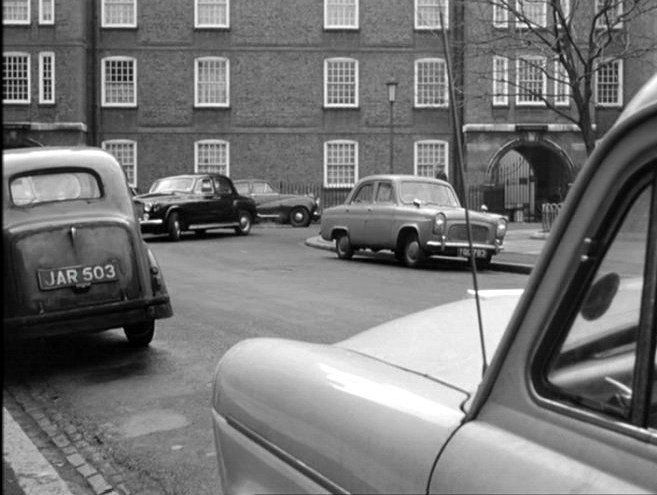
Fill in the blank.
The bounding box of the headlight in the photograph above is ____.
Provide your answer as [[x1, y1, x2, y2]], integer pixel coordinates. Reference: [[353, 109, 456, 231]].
[[496, 218, 507, 238], [433, 213, 447, 235], [144, 202, 152, 213]]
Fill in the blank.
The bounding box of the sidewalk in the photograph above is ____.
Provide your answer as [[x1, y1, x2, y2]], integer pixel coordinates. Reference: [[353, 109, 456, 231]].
[[305, 222, 547, 274]]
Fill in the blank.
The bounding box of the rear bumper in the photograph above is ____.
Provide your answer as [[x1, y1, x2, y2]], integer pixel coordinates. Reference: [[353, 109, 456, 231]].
[[425, 240, 503, 256], [4, 295, 172, 340]]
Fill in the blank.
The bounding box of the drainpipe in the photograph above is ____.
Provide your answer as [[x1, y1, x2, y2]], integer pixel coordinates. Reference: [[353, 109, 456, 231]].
[[88, 0, 100, 145]]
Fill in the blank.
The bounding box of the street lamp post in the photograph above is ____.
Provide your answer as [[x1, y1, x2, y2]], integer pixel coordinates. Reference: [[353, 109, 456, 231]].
[[386, 80, 398, 174]]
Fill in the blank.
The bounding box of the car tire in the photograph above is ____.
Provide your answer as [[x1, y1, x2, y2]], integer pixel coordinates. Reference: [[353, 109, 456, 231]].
[[167, 212, 181, 242], [402, 233, 425, 268], [235, 210, 253, 235], [124, 320, 155, 347], [335, 232, 353, 260], [289, 207, 311, 228]]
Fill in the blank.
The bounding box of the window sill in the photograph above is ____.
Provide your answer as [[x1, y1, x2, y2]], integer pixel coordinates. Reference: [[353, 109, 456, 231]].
[[194, 26, 230, 30], [101, 25, 138, 29], [194, 104, 231, 109], [323, 106, 360, 110], [101, 104, 138, 108]]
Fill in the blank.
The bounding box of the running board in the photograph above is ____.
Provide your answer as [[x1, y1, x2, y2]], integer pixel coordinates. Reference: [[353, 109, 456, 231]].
[[187, 223, 237, 230]]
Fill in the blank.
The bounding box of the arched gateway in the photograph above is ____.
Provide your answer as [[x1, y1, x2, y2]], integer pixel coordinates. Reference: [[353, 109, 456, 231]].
[[484, 137, 575, 222]]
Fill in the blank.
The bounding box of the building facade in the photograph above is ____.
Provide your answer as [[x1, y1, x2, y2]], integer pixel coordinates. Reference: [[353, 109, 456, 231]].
[[3, 0, 656, 217]]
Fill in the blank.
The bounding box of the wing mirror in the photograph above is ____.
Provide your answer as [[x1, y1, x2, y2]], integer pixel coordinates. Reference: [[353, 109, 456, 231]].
[[413, 198, 422, 208], [480, 204, 489, 212], [581, 272, 620, 321]]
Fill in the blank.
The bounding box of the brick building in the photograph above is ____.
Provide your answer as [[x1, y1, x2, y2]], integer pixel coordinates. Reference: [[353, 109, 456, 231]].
[[3, 0, 656, 217]]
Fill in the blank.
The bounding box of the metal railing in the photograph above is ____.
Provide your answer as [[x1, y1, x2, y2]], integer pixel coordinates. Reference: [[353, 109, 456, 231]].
[[541, 202, 562, 232], [277, 182, 350, 213]]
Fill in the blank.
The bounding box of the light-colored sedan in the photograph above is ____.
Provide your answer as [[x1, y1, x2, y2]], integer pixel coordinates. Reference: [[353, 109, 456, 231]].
[[320, 175, 507, 269]]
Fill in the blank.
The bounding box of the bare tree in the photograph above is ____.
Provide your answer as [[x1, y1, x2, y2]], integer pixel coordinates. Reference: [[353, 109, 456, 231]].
[[465, 0, 657, 155]]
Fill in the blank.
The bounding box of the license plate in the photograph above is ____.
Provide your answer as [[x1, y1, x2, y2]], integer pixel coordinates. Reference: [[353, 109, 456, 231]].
[[458, 248, 488, 259], [37, 262, 119, 291]]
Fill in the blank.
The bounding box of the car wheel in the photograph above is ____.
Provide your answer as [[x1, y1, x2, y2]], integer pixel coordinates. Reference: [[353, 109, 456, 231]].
[[402, 233, 425, 268], [235, 210, 253, 235], [335, 232, 353, 260], [475, 255, 492, 270], [167, 212, 181, 242], [124, 320, 155, 347], [289, 207, 311, 228]]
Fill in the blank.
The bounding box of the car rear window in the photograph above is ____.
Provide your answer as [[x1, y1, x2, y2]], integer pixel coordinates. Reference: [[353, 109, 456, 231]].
[[10, 171, 101, 206]]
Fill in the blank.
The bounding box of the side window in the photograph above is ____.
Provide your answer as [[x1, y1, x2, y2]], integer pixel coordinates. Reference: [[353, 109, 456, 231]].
[[542, 178, 656, 430], [217, 177, 233, 195], [375, 182, 393, 203], [351, 183, 373, 204], [252, 182, 273, 194], [196, 178, 214, 194]]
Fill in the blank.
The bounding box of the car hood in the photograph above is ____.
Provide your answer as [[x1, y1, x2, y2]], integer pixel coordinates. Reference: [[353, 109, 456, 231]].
[[133, 192, 189, 202], [336, 291, 522, 393]]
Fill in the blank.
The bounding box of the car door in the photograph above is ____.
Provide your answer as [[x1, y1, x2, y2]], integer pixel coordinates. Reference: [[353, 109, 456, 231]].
[[430, 133, 657, 492], [187, 176, 216, 224], [345, 182, 374, 246], [212, 176, 239, 223], [251, 181, 280, 214], [365, 180, 396, 248]]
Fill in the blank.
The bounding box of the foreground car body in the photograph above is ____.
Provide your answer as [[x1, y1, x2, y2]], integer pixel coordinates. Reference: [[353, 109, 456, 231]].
[[233, 179, 320, 227], [212, 75, 657, 493], [320, 175, 506, 268], [3, 147, 172, 346], [134, 174, 257, 241]]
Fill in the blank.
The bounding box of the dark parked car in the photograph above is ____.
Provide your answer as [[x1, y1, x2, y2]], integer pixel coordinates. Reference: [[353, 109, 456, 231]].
[[233, 179, 320, 227], [320, 174, 507, 269], [211, 76, 657, 493], [3, 147, 172, 346], [134, 174, 257, 241]]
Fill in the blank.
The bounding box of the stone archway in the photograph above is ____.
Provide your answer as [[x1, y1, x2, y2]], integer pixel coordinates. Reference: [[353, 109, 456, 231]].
[[486, 137, 575, 221]]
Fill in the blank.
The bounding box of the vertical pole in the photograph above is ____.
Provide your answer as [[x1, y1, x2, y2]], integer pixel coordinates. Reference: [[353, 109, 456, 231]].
[[388, 100, 394, 174]]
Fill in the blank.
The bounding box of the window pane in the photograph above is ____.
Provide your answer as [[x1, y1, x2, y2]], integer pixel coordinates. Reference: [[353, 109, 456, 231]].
[[197, 0, 228, 26], [196, 142, 228, 175], [493, 57, 508, 105], [325, 0, 357, 28], [547, 185, 652, 422], [351, 183, 373, 204], [326, 59, 357, 106], [39, 53, 55, 103], [3, 0, 29, 23], [416, 141, 447, 178], [517, 57, 546, 104], [416, 59, 447, 106], [11, 172, 101, 206], [597, 60, 621, 105], [416, 0, 447, 28], [326, 142, 356, 187], [103, 0, 135, 25], [104, 59, 135, 104], [104, 141, 136, 184], [516, 0, 546, 27], [197, 58, 228, 105], [2, 54, 30, 103], [40, 0, 54, 22]]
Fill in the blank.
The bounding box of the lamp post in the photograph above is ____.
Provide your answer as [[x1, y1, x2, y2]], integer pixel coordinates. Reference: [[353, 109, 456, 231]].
[[386, 80, 398, 174]]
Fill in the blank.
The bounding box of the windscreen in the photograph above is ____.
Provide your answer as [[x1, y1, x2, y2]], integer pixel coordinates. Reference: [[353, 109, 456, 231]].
[[10, 171, 101, 206], [399, 181, 459, 207], [149, 177, 195, 193]]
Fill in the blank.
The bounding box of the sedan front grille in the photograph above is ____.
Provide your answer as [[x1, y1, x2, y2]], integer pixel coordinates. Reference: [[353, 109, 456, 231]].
[[448, 224, 491, 243]]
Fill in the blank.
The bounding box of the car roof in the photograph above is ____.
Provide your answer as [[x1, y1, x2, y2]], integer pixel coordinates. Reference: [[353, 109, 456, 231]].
[[357, 174, 449, 184], [3, 146, 121, 177]]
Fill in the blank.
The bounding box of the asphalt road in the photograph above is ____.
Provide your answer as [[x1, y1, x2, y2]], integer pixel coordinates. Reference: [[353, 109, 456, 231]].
[[4, 225, 529, 494]]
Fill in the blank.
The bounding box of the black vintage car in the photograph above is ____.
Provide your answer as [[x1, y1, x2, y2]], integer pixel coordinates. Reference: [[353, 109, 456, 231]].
[[233, 179, 320, 227], [134, 174, 257, 241], [3, 147, 173, 346]]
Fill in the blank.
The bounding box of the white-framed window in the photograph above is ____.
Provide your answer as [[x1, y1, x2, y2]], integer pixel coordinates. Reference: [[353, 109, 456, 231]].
[[324, 58, 358, 108], [195, 57, 229, 107], [415, 58, 448, 107], [492, 56, 509, 106], [554, 59, 570, 106], [595, 58, 623, 107], [324, 140, 358, 188], [493, 1, 509, 28], [102, 140, 137, 186], [195, 140, 229, 175], [101, 56, 137, 107], [38, 52, 55, 104], [195, 0, 229, 28], [414, 140, 448, 178], [415, 0, 448, 30], [39, 0, 54, 24], [102, 0, 137, 28], [2, 52, 30, 104], [595, 0, 623, 29], [324, 0, 358, 30], [3, 0, 30, 25], [515, 0, 547, 28], [516, 56, 546, 106]]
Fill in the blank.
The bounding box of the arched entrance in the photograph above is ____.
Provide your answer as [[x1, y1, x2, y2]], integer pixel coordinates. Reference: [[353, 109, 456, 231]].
[[486, 138, 574, 222]]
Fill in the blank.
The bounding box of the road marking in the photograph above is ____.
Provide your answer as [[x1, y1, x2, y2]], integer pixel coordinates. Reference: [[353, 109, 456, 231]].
[[3, 407, 75, 495]]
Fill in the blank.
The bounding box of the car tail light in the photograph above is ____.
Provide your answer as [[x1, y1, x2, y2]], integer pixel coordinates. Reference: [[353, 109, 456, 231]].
[[433, 213, 447, 235]]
